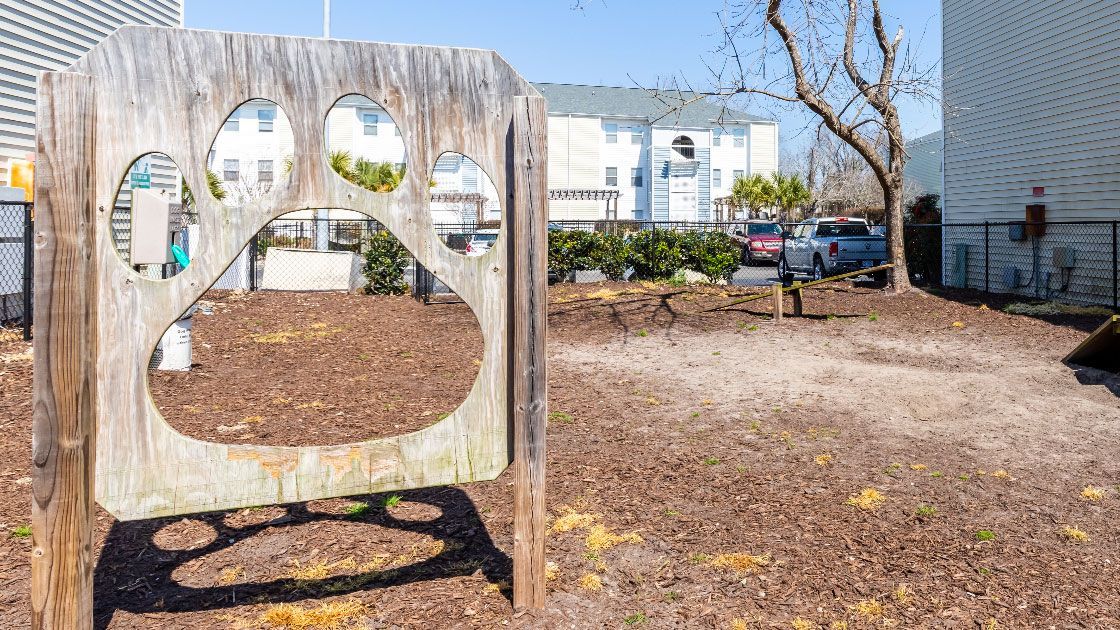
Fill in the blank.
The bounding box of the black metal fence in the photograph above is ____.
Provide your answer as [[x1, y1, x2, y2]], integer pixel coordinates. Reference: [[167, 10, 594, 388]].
[[6, 217, 1118, 341], [0, 201, 33, 340]]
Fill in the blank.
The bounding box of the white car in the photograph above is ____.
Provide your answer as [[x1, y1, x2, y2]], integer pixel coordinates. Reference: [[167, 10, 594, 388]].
[[465, 229, 499, 256]]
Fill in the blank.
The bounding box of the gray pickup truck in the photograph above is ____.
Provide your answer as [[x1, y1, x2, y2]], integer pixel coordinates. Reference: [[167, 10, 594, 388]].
[[778, 217, 887, 281]]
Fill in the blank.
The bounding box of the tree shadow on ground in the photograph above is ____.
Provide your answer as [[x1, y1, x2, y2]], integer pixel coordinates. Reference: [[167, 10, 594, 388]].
[[548, 290, 690, 339], [92, 487, 508, 629]]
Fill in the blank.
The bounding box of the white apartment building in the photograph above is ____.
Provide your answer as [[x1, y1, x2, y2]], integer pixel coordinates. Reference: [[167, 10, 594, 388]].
[[207, 85, 778, 224]]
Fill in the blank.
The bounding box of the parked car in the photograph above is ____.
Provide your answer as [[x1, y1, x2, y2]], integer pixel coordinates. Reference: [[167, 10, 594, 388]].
[[465, 229, 500, 256], [778, 217, 887, 281], [729, 220, 784, 265]]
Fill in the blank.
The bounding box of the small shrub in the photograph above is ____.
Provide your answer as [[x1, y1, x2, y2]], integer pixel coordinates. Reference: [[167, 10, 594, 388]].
[[579, 573, 603, 591], [915, 504, 936, 517], [549, 411, 574, 424], [345, 502, 370, 519], [628, 228, 683, 281], [1081, 486, 1105, 502], [380, 494, 402, 509], [703, 457, 720, 466], [680, 231, 740, 282], [548, 229, 598, 280], [624, 612, 648, 625], [362, 230, 410, 295], [10, 525, 31, 539], [636, 328, 649, 337], [975, 529, 996, 542], [591, 232, 631, 281]]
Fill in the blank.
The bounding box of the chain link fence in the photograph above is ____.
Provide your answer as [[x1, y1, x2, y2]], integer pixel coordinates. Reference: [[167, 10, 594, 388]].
[[0, 201, 32, 340]]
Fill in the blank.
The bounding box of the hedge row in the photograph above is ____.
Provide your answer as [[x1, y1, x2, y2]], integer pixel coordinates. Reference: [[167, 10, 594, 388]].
[[548, 228, 740, 283]]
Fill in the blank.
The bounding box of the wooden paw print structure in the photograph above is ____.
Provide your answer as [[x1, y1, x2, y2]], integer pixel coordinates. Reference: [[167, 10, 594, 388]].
[[32, 26, 547, 627]]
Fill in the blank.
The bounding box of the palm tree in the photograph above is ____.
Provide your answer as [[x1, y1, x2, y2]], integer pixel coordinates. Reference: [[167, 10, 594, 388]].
[[731, 173, 776, 219], [180, 169, 226, 220], [352, 158, 406, 193], [769, 172, 811, 222]]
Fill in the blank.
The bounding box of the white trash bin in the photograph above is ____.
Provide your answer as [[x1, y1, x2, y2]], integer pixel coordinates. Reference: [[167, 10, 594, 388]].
[[150, 305, 195, 371]]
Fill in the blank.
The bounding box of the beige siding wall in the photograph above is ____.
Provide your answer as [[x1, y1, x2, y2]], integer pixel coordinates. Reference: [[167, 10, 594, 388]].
[[748, 122, 778, 176], [943, 0, 1120, 222], [546, 114, 601, 219], [0, 0, 182, 186]]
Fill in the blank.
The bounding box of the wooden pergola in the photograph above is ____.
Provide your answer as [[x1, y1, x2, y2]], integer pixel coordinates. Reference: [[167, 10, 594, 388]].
[[548, 188, 621, 220], [431, 191, 488, 224]]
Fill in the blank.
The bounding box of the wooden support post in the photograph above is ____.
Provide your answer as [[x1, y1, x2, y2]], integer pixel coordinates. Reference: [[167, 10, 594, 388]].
[[32, 72, 98, 630], [509, 95, 548, 612], [791, 281, 804, 317], [771, 282, 784, 322]]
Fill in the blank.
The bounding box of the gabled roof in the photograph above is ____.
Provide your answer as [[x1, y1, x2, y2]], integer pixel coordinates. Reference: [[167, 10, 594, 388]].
[[531, 82, 774, 128]]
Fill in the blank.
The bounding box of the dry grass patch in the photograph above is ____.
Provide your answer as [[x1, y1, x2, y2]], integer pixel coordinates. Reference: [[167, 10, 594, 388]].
[[579, 573, 603, 591], [852, 598, 884, 619], [909, 463, 927, 471], [585, 524, 643, 552], [260, 599, 368, 629], [550, 506, 598, 534], [1081, 486, 1105, 502], [285, 557, 357, 581], [1060, 525, 1089, 543], [216, 565, 245, 586], [815, 453, 833, 467], [791, 618, 814, 630], [991, 469, 1012, 480], [709, 552, 771, 574], [845, 488, 886, 511]]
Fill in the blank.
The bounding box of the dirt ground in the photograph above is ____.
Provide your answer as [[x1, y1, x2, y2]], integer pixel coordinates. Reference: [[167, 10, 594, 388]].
[[0, 282, 1118, 629]]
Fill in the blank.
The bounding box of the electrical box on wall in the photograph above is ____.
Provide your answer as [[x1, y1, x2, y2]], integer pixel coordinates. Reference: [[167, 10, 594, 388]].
[[130, 188, 176, 265], [1009, 223, 1027, 241], [1026, 204, 1046, 237]]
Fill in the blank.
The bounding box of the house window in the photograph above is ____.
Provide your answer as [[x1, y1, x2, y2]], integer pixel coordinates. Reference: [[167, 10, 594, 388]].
[[733, 128, 745, 147], [631, 126, 643, 145], [713, 169, 722, 188], [258, 159, 273, 183], [672, 135, 695, 160], [223, 115, 239, 132], [733, 169, 744, 181], [257, 108, 275, 132], [223, 159, 239, 182], [631, 168, 643, 187], [363, 112, 379, 135], [605, 123, 618, 144], [605, 167, 618, 187], [713, 129, 722, 146]]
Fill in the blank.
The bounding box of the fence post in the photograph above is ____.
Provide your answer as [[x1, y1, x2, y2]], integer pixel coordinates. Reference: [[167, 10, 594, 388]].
[[771, 282, 784, 322], [1113, 221, 1118, 310], [248, 233, 258, 291], [22, 202, 33, 341], [984, 221, 990, 294]]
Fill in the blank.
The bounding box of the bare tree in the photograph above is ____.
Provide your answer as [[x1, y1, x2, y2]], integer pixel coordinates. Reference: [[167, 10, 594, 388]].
[[673, 0, 938, 292]]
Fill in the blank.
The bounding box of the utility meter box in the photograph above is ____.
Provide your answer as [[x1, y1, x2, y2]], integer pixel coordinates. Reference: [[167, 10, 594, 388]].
[[1008, 222, 1027, 241], [129, 188, 176, 265], [1026, 204, 1046, 237], [1052, 246, 1077, 269]]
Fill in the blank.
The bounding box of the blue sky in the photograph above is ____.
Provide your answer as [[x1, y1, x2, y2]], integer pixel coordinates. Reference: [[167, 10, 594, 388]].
[[185, 1, 941, 154]]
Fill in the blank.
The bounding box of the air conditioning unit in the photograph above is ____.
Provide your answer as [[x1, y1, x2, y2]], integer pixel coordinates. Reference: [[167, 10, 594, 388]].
[[1052, 246, 1077, 269]]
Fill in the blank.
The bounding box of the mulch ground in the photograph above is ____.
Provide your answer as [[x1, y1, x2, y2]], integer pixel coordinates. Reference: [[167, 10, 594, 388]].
[[0, 282, 1117, 629]]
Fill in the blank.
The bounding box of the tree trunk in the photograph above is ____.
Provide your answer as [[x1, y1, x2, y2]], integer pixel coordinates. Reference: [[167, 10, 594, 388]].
[[883, 183, 911, 292]]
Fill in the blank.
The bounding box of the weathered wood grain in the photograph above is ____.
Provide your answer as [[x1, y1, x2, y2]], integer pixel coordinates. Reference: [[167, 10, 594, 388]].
[[509, 95, 549, 611], [32, 71, 99, 630], [33, 25, 549, 624]]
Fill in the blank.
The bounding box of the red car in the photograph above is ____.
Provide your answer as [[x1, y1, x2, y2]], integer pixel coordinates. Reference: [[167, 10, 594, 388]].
[[731, 221, 784, 265]]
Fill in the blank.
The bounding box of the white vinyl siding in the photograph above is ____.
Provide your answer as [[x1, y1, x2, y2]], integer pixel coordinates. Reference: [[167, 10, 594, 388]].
[[943, 0, 1120, 222], [0, 0, 182, 186], [748, 122, 778, 176], [547, 115, 601, 219]]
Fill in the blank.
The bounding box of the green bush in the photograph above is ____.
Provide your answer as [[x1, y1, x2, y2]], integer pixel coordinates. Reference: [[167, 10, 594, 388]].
[[590, 232, 630, 281], [548, 230, 597, 280], [362, 230, 410, 295], [628, 228, 684, 281], [681, 231, 740, 282]]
